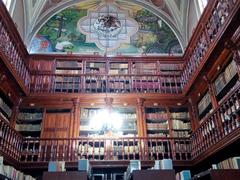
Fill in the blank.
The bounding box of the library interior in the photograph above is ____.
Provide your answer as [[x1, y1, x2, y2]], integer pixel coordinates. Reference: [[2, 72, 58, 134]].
[[0, 0, 239, 179]]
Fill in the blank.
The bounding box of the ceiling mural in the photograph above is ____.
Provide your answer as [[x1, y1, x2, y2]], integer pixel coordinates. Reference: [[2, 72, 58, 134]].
[[29, 1, 183, 55]]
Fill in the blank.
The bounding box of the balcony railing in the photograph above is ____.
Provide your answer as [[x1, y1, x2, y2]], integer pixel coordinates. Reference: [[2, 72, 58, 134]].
[[0, 83, 240, 164], [181, 0, 239, 91], [191, 83, 240, 158], [20, 137, 191, 162], [0, 2, 30, 93], [0, 116, 23, 161], [30, 74, 182, 94]]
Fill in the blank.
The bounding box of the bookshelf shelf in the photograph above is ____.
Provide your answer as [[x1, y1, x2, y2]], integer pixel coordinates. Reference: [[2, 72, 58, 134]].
[[15, 108, 44, 137], [145, 107, 170, 137], [0, 90, 13, 122], [169, 107, 191, 137]]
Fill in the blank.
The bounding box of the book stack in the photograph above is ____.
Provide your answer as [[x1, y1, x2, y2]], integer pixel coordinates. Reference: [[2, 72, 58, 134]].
[[125, 160, 141, 180], [0, 97, 12, 118], [172, 120, 191, 129], [176, 170, 191, 180], [146, 113, 168, 120], [18, 112, 43, 120], [171, 112, 189, 119], [0, 156, 35, 180], [15, 124, 41, 131], [78, 159, 90, 172], [212, 157, 240, 169], [161, 159, 173, 169], [173, 131, 189, 137], [147, 123, 168, 130], [48, 161, 66, 172], [151, 159, 173, 170]]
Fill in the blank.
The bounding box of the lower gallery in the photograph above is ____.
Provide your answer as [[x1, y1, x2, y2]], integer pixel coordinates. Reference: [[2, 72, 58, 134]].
[[0, 0, 240, 179]]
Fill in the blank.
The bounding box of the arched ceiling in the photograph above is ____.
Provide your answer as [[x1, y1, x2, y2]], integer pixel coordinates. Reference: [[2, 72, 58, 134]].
[[22, 0, 193, 55]]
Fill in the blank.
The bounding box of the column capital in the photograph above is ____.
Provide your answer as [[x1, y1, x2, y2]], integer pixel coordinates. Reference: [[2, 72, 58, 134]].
[[136, 98, 145, 106], [72, 98, 80, 108]]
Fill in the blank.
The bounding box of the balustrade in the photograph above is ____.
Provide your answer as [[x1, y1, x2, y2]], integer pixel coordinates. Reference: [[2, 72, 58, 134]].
[[181, 0, 238, 89], [0, 116, 23, 161], [0, 16, 30, 91], [0, 85, 239, 163], [191, 84, 240, 158], [20, 137, 191, 162], [30, 74, 182, 94]]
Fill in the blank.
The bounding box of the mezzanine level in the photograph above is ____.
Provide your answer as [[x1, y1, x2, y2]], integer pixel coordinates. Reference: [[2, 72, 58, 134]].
[[0, 0, 239, 96], [0, 82, 239, 170]]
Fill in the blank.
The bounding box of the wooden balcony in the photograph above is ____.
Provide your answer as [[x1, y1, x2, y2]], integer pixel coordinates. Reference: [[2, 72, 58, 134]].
[[0, 1, 30, 95], [1, 85, 240, 169], [30, 74, 182, 94]]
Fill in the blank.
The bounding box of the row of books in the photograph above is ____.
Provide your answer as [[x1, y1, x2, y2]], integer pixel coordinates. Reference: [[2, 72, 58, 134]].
[[147, 123, 169, 130], [146, 113, 168, 120], [149, 146, 165, 153], [109, 69, 128, 75], [0, 156, 35, 180], [173, 131, 190, 138], [81, 109, 101, 119], [86, 63, 105, 68], [212, 157, 240, 169], [48, 161, 65, 172], [125, 160, 141, 180], [108, 82, 130, 89], [78, 144, 140, 155], [18, 112, 43, 120], [214, 60, 237, 95], [0, 97, 12, 118], [176, 170, 191, 180], [171, 112, 189, 119], [81, 109, 136, 120], [110, 63, 128, 69], [172, 120, 191, 129], [15, 124, 41, 131], [148, 133, 170, 137]]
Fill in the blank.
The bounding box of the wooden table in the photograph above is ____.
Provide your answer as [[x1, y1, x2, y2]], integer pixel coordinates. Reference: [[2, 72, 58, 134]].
[[42, 171, 88, 180], [132, 170, 175, 180]]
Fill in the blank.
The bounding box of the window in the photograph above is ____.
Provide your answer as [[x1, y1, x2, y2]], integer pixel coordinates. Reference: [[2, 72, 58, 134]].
[[198, 0, 208, 13], [2, 0, 12, 10]]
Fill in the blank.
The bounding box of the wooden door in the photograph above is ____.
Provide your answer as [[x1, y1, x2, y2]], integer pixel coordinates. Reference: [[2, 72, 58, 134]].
[[41, 112, 71, 138]]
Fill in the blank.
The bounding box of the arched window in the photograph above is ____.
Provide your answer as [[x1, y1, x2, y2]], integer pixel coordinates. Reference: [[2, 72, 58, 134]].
[[198, 0, 208, 13]]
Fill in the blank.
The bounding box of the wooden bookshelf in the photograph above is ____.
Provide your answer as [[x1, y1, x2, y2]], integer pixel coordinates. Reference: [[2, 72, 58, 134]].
[[169, 107, 191, 138], [55, 60, 83, 74], [145, 107, 169, 137], [198, 92, 212, 121], [15, 108, 44, 137], [131, 170, 175, 180], [0, 90, 13, 122]]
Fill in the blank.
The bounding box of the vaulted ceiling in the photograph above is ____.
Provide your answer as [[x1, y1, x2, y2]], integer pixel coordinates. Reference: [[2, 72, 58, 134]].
[[11, 0, 202, 54]]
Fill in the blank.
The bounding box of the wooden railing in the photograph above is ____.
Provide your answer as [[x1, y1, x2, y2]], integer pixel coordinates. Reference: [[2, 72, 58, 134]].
[[0, 84, 240, 164], [20, 137, 191, 162], [191, 83, 240, 158], [181, 0, 239, 91], [0, 116, 23, 161], [30, 74, 182, 94], [0, 1, 30, 93]]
